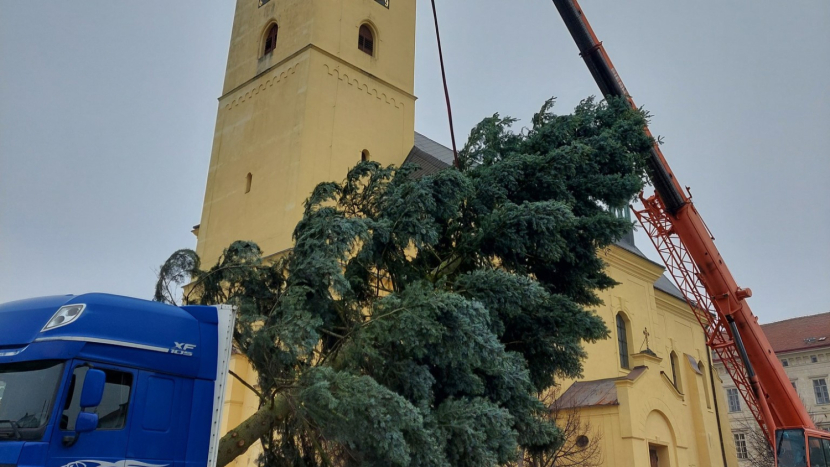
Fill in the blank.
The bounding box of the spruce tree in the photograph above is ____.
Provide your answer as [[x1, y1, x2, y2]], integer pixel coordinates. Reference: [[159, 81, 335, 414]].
[[155, 96, 653, 467]]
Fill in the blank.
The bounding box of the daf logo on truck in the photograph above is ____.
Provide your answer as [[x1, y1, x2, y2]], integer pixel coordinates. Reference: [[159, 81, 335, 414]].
[[171, 342, 196, 356]]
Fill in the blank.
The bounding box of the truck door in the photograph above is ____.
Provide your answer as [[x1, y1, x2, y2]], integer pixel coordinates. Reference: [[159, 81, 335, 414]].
[[47, 363, 136, 467], [126, 370, 190, 467]]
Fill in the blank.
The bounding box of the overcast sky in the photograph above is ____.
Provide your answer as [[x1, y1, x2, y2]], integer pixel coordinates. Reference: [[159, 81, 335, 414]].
[[1, 1, 827, 324]]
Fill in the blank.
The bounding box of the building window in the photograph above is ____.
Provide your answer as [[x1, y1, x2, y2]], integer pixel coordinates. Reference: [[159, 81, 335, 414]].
[[783, 358, 789, 367], [616, 313, 629, 369], [263, 23, 278, 55], [361, 149, 370, 162], [734, 433, 748, 459], [727, 388, 741, 412], [245, 173, 253, 194], [358, 24, 374, 56], [670, 351, 681, 390], [812, 355, 819, 363], [814, 379, 830, 405]]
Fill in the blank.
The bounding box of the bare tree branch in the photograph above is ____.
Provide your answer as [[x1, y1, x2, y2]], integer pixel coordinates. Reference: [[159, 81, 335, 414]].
[[508, 388, 604, 467]]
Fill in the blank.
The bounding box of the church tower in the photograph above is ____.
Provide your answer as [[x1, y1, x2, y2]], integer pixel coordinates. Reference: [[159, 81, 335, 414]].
[[195, 0, 416, 265]]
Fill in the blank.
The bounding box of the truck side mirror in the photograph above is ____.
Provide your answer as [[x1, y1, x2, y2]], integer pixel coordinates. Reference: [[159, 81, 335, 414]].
[[75, 412, 98, 433], [80, 369, 105, 408], [63, 370, 104, 447]]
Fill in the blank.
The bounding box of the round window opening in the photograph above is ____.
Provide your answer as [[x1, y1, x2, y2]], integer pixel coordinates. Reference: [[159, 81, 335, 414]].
[[576, 435, 589, 448]]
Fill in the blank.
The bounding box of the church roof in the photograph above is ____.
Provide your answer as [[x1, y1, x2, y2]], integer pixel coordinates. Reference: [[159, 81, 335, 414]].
[[405, 132, 686, 302], [414, 132, 456, 166], [654, 275, 685, 301], [403, 132, 456, 178], [554, 366, 647, 409]]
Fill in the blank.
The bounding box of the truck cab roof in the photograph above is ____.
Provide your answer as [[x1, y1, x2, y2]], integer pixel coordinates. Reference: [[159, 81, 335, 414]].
[[0, 293, 221, 379]]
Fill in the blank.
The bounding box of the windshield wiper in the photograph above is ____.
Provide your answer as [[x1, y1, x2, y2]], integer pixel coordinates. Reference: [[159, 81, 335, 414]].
[[0, 420, 21, 440]]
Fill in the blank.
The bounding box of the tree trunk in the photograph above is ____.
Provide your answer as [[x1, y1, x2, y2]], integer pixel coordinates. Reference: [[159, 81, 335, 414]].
[[216, 395, 291, 467]]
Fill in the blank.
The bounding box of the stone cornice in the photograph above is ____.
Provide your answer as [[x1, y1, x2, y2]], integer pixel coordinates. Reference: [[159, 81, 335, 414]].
[[654, 288, 689, 309], [313, 45, 416, 100], [223, 60, 302, 110], [773, 345, 830, 357], [323, 63, 406, 109], [219, 43, 416, 105], [631, 351, 663, 368], [654, 290, 698, 322], [603, 244, 665, 283], [660, 371, 685, 401]]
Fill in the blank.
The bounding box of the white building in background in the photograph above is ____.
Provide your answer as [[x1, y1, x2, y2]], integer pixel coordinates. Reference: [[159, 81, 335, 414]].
[[715, 311, 830, 463]]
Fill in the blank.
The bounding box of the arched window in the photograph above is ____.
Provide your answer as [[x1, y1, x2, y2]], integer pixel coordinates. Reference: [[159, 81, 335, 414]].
[[263, 24, 278, 55], [245, 173, 253, 194], [670, 352, 681, 390], [361, 149, 370, 162], [616, 313, 629, 369], [358, 24, 374, 56]]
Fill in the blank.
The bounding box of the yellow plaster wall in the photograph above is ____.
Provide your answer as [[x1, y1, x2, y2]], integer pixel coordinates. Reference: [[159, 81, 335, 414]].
[[196, 0, 415, 266], [556, 245, 737, 466], [307, 0, 416, 94], [221, 0, 414, 98]]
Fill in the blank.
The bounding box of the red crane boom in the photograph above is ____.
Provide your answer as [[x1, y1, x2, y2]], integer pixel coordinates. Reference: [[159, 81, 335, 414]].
[[550, 1, 828, 465]]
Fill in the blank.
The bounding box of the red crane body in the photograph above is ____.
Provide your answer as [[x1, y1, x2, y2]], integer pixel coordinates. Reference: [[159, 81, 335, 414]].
[[550, 1, 829, 465]]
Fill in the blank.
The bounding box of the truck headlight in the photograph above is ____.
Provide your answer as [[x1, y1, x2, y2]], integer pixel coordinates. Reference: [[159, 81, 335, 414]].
[[42, 304, 86, 331]]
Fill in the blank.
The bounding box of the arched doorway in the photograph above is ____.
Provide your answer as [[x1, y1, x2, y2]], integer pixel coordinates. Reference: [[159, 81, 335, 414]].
[[645, 410, 677, 467]]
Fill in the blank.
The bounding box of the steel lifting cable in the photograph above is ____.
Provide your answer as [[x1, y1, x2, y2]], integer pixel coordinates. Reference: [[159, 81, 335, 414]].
[[429, 0, 459, 167]]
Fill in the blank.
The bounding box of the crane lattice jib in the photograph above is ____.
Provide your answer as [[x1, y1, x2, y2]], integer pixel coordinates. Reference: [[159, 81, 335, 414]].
[[550, 0, 815, 445]]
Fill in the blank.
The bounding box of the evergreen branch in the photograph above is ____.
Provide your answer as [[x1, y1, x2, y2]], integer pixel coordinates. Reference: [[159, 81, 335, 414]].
[[229, 369, 264, 401], [362, 306, 408, 327]]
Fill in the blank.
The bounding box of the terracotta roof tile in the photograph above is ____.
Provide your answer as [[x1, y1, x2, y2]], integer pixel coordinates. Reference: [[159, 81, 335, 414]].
[[761, 311, 830, 354]]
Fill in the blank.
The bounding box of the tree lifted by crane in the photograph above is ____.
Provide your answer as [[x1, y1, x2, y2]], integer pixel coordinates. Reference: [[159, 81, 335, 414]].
[[550, 1, 830, 466]]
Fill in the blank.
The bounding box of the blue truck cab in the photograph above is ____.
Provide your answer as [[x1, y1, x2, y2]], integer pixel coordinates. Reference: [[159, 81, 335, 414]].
[[0, 294, 235, 467]]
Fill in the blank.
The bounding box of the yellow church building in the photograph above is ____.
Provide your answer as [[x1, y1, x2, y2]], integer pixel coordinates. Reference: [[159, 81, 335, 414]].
[[192, 1, 739, 466]]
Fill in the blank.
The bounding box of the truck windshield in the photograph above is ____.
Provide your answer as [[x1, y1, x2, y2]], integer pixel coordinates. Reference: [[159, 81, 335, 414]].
[[0, 360, 65, 441], [777, 428, 807, 467]]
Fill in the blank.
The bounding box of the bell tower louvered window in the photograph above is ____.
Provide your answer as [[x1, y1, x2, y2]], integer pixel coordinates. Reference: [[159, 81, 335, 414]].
[[358, 25, 374, 56], [264, 24, 278, 55]]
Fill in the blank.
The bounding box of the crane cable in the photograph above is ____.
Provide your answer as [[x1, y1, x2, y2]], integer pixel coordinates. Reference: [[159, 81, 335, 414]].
[[429, 0, 459, 167]]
